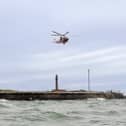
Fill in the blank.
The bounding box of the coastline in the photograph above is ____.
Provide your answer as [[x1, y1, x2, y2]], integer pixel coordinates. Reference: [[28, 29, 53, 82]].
[[0, 89, 124, 100]]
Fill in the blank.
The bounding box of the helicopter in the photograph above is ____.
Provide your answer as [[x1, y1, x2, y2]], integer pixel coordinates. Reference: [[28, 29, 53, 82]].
[[51, 31, 69, 44]]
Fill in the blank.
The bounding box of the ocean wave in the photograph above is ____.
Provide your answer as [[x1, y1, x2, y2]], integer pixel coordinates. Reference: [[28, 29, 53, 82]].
[[0, 100, 15, 109], [0, 100, 126, 126], [44, 111, 69, 119]]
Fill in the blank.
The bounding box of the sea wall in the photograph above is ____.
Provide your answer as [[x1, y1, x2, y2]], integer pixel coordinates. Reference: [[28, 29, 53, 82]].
[[0, 91, 124, 100]]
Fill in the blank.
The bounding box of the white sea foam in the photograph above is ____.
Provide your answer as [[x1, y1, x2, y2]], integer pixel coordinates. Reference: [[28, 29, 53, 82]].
[[96, 98, 106, 101], [0, 99, 8, 102]]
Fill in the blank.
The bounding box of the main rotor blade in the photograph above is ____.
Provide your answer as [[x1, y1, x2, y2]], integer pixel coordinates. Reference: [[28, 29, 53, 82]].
[[63, 32, 69, 35], [51, 34, 60, 36], [52, 31, 63, 36]]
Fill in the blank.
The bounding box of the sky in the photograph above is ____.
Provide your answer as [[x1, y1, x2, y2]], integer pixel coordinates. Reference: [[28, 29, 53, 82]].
[[0, 0, 126, 92]]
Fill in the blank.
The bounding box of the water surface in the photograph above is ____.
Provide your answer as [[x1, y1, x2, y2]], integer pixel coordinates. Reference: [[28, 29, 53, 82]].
[[0, 99, 126, 126]]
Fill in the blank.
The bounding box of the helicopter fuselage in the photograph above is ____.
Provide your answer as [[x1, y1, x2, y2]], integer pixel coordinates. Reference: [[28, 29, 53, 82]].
[[59, 36, 69, 44], [51, 31, 69, 44]]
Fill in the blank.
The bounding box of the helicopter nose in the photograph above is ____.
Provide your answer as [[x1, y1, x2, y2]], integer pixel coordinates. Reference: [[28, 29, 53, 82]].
[[65, 38, 69, 41]]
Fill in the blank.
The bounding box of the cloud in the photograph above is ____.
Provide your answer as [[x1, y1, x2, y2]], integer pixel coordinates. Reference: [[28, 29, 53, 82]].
[[0, 0, 126, 91], [60, 46, 126, 62], [26, 46, 126, 72]]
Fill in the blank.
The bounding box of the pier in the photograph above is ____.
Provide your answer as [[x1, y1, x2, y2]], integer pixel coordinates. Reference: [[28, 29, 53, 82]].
[[0, 74, 124, 100], [0, 90, 124, 100]]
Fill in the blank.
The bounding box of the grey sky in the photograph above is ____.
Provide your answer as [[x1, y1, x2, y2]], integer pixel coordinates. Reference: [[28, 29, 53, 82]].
[[0, 0, 126, 91]]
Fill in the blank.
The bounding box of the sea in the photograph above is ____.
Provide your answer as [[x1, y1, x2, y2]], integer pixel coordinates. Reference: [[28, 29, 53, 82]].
[[0, 99, 126, 126]]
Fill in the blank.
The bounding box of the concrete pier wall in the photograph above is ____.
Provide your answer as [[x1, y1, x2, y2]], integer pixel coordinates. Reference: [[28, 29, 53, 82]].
[[0, 91, 124, 100]]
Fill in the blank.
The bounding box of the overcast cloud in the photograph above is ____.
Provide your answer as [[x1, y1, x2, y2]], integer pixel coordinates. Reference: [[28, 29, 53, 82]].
[[0, 0, 126, 91]]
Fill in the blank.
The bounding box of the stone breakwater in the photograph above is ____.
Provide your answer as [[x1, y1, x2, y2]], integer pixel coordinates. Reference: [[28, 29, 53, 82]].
[[0, 91, 124, 100]]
